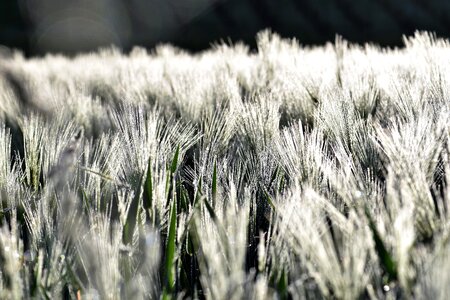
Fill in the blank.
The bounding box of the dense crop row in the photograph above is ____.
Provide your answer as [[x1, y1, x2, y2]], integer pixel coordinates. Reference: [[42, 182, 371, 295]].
[[0, 31, 449, 299]]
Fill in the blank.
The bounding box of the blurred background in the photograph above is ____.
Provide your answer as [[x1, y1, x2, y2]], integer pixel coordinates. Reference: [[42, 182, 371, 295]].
[[1, 0, 450, 56]]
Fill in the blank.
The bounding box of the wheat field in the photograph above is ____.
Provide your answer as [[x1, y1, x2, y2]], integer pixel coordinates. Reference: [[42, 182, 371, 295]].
[[0, 31, 449, 299]]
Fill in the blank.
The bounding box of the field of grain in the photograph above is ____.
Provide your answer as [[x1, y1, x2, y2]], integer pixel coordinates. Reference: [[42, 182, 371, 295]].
[[0, 31, 449, 299]]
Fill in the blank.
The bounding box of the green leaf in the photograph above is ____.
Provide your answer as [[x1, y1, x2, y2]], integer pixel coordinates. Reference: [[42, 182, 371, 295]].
[[163, 195, 178, 296], [166, 145, 180, 207], [193, 178, 203, 208], [365, 206, 398, 281], [123, 177, 143, 245], [211, 161, 217, 207], [268, 165, 279, 188], [143, 158, 153, 220], [170, 145, 180, 175], [278, 175, 286, 193], [263, 189, 276, 210], [268, 268, 288, 300], [122, 199, 139, 245], [203, 197, 230, 256], [179, 184, 189, 212], [80, 188, 90, 211], [185, 230, 194, 256], [204, 196, 218, 222], [277, 269, 288, 300]]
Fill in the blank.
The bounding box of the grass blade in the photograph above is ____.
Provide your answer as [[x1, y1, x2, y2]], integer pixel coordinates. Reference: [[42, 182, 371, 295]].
[[163, 191, 178, 298], [143, 158, 153, 220], [166, 145, 180, 207], [365, 206, 398, 281], [170, 145, 180, 175], [211, 160, 217, 207]]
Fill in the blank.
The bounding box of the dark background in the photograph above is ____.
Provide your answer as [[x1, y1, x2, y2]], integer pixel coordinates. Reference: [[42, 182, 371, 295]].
[[1, 0, 450, 56]]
